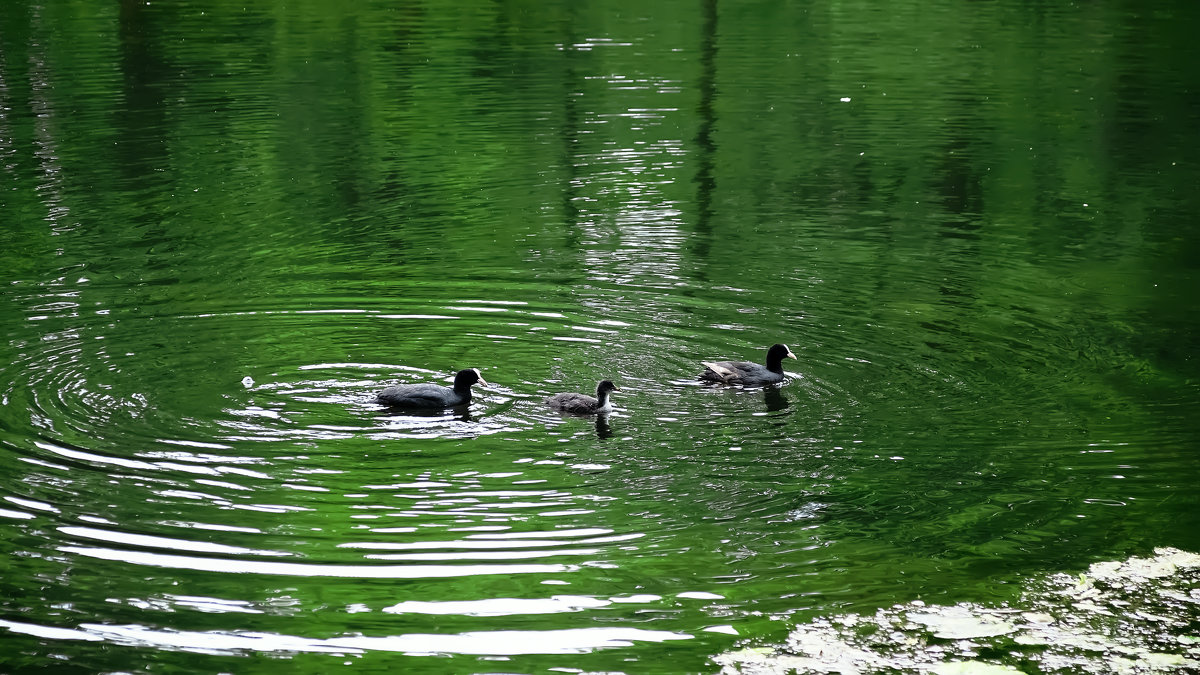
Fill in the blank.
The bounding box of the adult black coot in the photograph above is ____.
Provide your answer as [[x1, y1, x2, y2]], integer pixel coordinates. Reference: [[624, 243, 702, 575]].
[[376, 368, 486, 408], [699, 343, 795, 385], [545, 380, 619, 414]]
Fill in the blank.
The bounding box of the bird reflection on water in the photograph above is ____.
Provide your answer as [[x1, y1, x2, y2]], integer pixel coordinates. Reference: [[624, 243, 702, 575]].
[[594, 413, 614, 440], [547, 410, 616, 440], [377, 403, 474, 423], [763, 385, 789, 412]]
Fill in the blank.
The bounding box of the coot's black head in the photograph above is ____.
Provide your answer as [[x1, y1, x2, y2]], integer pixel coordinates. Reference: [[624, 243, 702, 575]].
[[769, 343, 796, 360], [453, 368, 487, 390], [597, 380, 619, 394], [766, 343, 796, 369]]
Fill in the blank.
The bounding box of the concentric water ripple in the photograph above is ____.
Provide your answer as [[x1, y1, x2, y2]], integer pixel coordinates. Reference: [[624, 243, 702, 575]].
[[4, 288, 827, 666]]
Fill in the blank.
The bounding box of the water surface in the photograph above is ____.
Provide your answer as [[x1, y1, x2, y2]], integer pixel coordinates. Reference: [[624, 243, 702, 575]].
[[1, 1, 1198, 672]]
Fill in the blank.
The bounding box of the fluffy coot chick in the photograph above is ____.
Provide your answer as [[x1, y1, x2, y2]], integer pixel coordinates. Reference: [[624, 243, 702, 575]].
[[546, 380, 619, 414], [376, 368, 486, 408], [699, 343, 795, 385]]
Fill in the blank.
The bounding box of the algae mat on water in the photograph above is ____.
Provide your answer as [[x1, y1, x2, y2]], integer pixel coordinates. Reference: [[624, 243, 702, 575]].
[[716, 548, 1200, 674]]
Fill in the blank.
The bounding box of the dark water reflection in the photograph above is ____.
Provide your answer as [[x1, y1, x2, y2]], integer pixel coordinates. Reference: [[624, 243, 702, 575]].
[[2, 0, 1199, 673]]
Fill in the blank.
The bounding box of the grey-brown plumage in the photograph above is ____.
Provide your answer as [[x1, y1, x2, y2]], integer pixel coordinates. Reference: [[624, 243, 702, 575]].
[[376, 368, 486, 408], [546, 380, 619, 414], [699, 343, 795, 385]]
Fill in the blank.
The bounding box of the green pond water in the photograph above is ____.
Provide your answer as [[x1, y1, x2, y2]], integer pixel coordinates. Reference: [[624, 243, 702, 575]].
[[1, 1, 1198, 673]]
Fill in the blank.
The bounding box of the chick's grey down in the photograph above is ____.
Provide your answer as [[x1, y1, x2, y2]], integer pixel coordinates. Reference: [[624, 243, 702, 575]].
[[546, 380, 619, 414]]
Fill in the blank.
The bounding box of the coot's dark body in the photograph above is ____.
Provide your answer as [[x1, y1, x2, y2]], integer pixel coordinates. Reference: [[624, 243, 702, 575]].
[[699, 343, 795, 385], [546, 380, 619, 414], [376, 368, 486, 408]]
